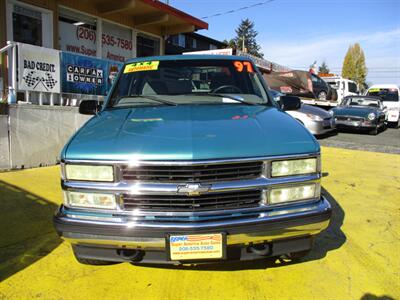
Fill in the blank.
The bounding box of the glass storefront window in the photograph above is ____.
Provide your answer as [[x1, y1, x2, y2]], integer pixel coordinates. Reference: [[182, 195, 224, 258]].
[[102, 22, 133, 62], [137, 33, 160, 57], [58, 7, 97, 57], [12, 4, 43, 46]]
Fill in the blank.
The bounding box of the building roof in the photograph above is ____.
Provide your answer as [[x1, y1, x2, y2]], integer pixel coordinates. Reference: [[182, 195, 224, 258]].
[[86, 0, 208, 35], [126, 54, 252, 63], [140, 0, 208, 31], [189, 33, 227, 47]]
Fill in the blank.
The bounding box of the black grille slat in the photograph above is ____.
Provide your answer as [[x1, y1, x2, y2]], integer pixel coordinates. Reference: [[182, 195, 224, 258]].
[[122, 164, 262, 172], [122, 167, 260, 176], [120, 161, 263, 183], [122, 190, 262, 212], [122, 172, 259, 180], [124, 198, 260, 206], [123, 192, 261, 202], [124, 199, 259, 207]]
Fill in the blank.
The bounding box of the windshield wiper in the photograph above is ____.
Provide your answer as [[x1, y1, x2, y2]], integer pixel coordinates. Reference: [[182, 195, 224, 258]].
[[186, 92, 260, 106], [116, 95, 177, 107]]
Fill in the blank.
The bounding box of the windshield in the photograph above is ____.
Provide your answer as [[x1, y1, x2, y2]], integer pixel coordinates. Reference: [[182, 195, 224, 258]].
[[367, 88, 399, 102], [107, 58, 270, 108], [341, 97, 381, 107]]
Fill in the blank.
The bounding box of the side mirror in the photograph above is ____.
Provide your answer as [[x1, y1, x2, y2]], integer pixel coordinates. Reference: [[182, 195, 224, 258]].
[[280, 95, 301, 111], [79, 100, 102, 115]]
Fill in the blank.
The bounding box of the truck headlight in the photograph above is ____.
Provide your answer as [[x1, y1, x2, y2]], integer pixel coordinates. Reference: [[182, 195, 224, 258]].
[[367, 113, 376, 121], [64, 191, 117, 209], [270, 158, 318, 177], [267, 183, 320, 204], [65, 165, 114, 182]]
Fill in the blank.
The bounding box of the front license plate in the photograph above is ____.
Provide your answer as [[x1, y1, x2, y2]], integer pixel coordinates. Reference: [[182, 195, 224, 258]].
[[168, 233, 224, 261]]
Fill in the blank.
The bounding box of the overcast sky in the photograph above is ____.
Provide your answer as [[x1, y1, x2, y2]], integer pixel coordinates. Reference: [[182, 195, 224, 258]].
[[170, 0, 400, 85]]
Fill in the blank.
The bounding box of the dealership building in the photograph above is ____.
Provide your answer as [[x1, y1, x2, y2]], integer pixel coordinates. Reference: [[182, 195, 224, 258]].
[[0, 0, 209, 103]]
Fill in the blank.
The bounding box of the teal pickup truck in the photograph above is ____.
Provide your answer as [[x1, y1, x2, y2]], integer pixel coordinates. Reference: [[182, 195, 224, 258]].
[[53, 55, 331, 265]]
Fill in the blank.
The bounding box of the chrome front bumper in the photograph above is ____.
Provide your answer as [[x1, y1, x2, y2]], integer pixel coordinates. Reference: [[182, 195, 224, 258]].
[[54, 197, 331, 250]]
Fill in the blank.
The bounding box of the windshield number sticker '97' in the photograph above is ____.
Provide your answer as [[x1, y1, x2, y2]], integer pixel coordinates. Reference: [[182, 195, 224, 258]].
[[234, 61, 254, 73], [124, 61, 160, 73]]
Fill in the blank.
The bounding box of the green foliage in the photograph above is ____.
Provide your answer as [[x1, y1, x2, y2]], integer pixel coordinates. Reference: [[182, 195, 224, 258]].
[[222, 39, 237, 49], [233, 18, 264, 58], [342, 43, 368, 90], [319, 61, 330, 74]]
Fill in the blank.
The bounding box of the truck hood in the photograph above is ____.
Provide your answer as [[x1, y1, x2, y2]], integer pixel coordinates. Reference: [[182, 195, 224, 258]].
[[332, 106, 376, 117], [63, 105, 319, 161]]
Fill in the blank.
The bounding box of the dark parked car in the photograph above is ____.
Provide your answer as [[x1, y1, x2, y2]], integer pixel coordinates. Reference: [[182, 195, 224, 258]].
[[264, 71, 336, 101], [331, 96, 386, 135], [310, 73, 335, 101]]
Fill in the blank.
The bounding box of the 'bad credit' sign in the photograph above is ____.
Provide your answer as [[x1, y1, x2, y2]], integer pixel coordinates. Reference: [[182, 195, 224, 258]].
[[18, 43, 61, 93]]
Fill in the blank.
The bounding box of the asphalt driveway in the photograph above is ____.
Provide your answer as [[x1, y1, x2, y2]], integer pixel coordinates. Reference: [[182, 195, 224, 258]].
[[0, 147, 399, 300], [319, 127, 400, 154]]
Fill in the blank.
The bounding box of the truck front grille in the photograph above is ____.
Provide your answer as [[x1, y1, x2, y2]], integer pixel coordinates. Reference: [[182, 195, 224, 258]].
[[122, 190, 262, 212], [120, 161, 263, 183]]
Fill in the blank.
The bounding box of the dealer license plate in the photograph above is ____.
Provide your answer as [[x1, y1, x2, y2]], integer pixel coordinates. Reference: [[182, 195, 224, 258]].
[[168, 233, 224, 260]]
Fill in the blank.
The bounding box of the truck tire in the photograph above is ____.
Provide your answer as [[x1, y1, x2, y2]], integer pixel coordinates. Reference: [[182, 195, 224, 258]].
[[317, 91, 327, 101]]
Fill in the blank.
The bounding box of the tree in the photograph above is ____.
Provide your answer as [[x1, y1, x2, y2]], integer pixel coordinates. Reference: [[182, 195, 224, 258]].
[[342, 43, 368, 90], [222, 39, 237, 49], [233, 19, 263, 58], [319, 61, 330, 74]]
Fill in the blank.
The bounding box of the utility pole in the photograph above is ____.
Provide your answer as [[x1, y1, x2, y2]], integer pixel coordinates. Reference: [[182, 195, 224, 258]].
[[242, 35, 245, 52]]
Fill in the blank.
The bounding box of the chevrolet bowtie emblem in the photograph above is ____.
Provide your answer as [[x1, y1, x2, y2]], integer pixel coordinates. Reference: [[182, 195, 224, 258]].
[[177, 183, 211, 196]]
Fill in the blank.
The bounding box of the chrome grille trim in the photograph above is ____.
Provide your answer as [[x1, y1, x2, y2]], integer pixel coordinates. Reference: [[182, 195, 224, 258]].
[[61, 153, 321, 216], [122, 190, 262, 212], [120, 161, 263, 183], [61, 152, 320, 166]]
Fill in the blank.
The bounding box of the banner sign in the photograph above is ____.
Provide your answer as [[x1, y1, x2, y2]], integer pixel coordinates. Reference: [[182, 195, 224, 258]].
[[236, 50, 290, 73], [61, 52, 122, 95], [18, 43, 61, 93], [183, 48, 233, 55]]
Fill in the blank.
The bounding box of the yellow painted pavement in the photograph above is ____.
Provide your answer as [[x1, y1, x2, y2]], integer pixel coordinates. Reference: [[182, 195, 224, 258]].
[[0, 147, 399, 299]]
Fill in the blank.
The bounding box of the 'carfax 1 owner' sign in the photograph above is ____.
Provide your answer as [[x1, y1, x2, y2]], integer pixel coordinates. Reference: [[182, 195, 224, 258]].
[[18, 43, 61, 93], [61, 52, 122, 96]]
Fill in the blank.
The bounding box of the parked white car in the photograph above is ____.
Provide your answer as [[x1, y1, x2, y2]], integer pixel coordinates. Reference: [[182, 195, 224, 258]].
[[270, 89, 336, 135], [366, 84, 400, 127]]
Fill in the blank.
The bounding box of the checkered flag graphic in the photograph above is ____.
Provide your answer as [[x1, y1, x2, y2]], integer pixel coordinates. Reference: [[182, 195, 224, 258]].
[[23, 71, 39, 87], [43, 72, 57, 90]]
